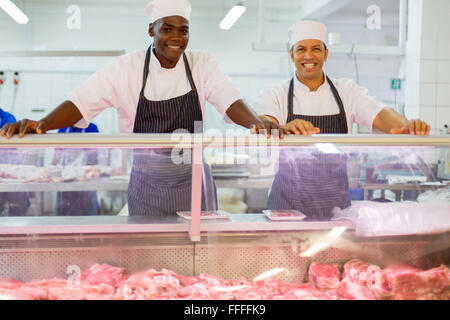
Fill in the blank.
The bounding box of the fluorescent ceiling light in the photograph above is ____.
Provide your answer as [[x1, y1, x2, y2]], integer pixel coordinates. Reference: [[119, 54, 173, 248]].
[[0, 0, 29, 24], [219, 2, 246, 30]]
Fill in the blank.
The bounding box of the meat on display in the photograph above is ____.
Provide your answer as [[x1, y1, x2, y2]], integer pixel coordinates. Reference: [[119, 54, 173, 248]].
[[0, 260, 448, 300], [0, 164, 114, 183]]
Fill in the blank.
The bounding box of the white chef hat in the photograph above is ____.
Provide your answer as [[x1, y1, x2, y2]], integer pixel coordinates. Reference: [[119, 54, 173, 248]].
[[288, 20, 327, 48], [145, 0, 192, 24]]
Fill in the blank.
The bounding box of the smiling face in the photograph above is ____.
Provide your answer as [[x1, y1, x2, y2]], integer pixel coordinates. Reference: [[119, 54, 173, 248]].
[[290, 39, 328, 82], [149, 15, 190, 68]]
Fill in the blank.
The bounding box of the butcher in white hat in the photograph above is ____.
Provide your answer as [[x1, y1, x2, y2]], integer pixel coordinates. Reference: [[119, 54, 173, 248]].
[[1, 0, 283, 217], [254, 20, 431, 221]]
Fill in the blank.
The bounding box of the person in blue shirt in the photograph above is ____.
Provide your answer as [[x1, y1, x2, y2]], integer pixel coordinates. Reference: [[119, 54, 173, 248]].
[[0, 108, 30, 216], [0, 108, 16, 129], [55, 123, 100, 216]]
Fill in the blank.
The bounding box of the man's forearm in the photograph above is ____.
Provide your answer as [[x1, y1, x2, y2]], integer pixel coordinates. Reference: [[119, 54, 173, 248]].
[[372, 107, 409, 133], [40, 100, 84, 131], [225, 99, 262, 129]]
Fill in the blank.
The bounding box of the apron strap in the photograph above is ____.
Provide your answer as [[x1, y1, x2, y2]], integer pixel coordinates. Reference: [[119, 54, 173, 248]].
[[183, 53, 197, 91], [287, 75, 348, 129], [139, 45, 152, 98], [326, 76, 346, 117], [288, 78, 294, 116]]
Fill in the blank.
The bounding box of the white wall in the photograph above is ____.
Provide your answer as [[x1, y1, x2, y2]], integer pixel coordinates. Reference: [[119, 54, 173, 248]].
[[0, 0, 408, 133], [405, 0, 450, 135]]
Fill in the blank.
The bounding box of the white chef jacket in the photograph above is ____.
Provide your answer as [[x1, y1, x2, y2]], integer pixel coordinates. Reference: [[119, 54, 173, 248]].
[[254, 75, 386, 133], [68, 49, 242, 133]]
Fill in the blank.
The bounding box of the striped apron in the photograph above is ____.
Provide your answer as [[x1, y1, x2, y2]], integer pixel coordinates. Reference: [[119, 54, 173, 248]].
[[268, 76, 351, 220], [127, 45, 217, 217]]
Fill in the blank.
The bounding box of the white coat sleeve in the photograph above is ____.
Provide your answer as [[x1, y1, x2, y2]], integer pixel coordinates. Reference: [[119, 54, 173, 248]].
[[344, 79, 386, 133], [253, 84, 286, 125], [200, 53, 243, 119], [66, 58, 122, 128]]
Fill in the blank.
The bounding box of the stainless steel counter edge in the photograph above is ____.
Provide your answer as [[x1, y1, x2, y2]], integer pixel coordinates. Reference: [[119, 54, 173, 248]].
[[1, 133, 449, 147], [0, 215, 355, 235]]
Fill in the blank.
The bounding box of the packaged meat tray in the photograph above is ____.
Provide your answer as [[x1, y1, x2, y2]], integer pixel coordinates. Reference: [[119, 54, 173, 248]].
[[263, 210, 306, 221], [176, 210, 231, 220]]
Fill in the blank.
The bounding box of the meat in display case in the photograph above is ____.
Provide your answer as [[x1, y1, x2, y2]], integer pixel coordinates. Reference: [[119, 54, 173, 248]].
[[0, 133, 449, 300]]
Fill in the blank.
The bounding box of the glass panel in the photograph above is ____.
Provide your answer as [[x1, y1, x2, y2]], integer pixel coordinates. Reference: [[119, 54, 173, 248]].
[[0, 145, 216, 218], [206, 143, 450, 220], [201, 142, 450, 300]]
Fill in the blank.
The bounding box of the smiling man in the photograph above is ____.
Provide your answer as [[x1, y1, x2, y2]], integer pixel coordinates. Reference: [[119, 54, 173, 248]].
[[254, 20, 431, 220], [1, 0, 281, 217]]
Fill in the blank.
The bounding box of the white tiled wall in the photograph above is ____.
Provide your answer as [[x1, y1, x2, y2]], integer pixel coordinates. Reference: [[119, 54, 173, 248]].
[[405, 0, 450, 134]]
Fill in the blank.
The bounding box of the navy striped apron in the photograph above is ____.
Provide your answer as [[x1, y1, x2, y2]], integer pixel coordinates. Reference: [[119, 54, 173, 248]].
[[127, 45, 217, 217], [268, 76, 351, 221]]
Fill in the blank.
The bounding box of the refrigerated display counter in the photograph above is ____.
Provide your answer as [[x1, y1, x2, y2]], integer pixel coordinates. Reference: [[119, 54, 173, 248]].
[[0, 134, 449, 300]]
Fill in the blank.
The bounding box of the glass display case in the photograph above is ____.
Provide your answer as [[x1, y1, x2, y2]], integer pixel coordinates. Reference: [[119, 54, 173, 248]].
[[0, 133, 449, 300]]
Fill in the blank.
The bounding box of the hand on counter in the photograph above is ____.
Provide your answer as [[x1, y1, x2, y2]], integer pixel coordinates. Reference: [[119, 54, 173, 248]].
[[390, 119, 431, 136], [283, 119, 320, 136], [0, 119, 48, 139], [0, 101, 83, 139], [251, 116, 286, 139]]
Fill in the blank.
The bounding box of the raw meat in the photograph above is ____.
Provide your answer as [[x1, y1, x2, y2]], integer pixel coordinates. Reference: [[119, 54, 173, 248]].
[[283, 284, 339, 300], [308, 262, 341, 291], [0, 164, 113, 183], [0, 261, 448, 300], [341, 259, 389, 299], [337, 277, 376, 300], [81, 263, 126, 288], [384, 264, 449, 300]]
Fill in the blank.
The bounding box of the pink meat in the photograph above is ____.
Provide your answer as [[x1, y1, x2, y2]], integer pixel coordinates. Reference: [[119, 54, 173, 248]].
[[308, 262, 341, 291], [337, 277, 376, 300], [121, 268, 183, 300], [0, 278, 23, 289], [342, 259, 375, 284], [384, 265, 449, 300], [81, 263, 126, 288], [283, 284, 338, 300], [341, 259, 392, 299], [1, 262, 448, 300]]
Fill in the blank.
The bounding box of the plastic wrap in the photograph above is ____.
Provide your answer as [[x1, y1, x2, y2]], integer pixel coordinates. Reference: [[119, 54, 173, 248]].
[[417, 186, 450, 204], [332, 201, 450, 236]]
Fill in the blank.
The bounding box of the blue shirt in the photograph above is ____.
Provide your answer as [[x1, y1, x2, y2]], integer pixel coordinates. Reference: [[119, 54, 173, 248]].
[[0, 109, 16, 129], [58, 123, 99, 133]]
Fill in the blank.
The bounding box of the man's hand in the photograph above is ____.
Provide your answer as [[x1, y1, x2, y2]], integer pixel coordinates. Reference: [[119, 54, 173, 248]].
[[390, 119, 431, 136], [0, 119, 48, 139], [283, 119, 320, 136], [251, 116, 285, 139], [1, 101, 83, 139], [225, 101, 286, 138]]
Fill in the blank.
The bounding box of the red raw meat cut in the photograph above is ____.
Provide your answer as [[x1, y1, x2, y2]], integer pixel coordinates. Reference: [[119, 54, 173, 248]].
[[0, 278, 23, 289], [308, 262, 341, 291], [81, 263, 126, 288], [283, 283, 339, 300], [384, 264, 449, 300], [120, 268, 182, 300], [177, 282, 213, 300], [337, 277, 376, 300], [341, 259, 390, 299], [343, 259, 375, 283], [0, 261, 448, 300]]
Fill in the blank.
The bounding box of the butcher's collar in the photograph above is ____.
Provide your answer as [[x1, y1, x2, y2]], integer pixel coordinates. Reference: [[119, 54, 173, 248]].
[[294, 74, 330, 92], [151, 48, 183, 70]]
